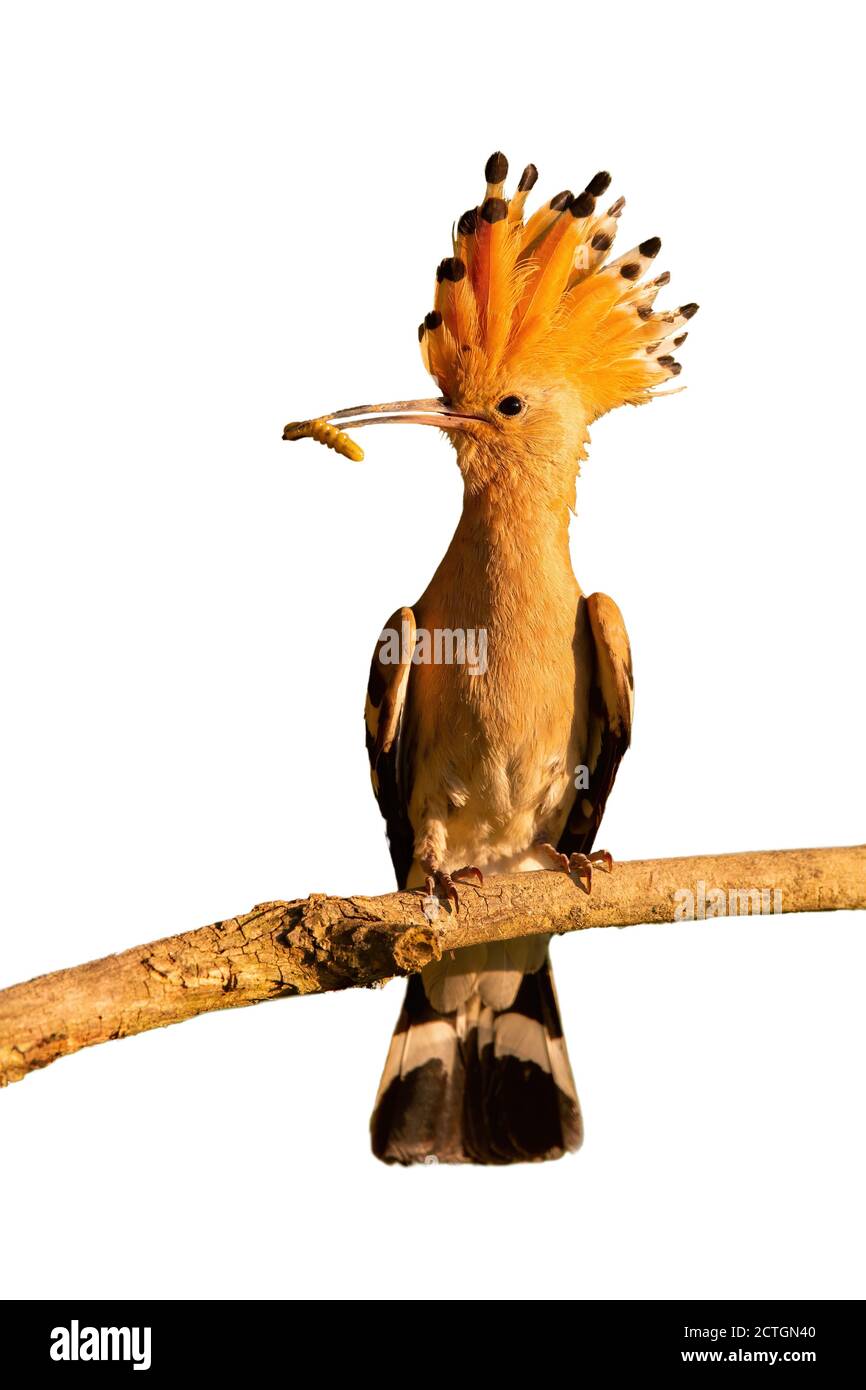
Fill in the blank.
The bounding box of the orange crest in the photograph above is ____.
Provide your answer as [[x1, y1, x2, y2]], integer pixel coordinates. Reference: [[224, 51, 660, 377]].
[[418, 153, 697, 424]]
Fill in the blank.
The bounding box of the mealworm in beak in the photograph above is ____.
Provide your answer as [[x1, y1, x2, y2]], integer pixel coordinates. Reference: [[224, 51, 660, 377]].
[[282, 418, 364, 461]]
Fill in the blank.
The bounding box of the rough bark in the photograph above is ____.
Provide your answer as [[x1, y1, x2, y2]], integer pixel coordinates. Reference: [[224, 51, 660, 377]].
[[1, 844, 863, 1087]]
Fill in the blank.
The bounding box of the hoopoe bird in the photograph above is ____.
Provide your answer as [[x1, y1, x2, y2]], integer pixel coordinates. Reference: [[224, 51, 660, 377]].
[[284, 152, 697, 1164]]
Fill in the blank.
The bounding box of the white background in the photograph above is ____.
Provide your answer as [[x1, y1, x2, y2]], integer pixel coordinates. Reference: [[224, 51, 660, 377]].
[[1, 1, 864, 1301]]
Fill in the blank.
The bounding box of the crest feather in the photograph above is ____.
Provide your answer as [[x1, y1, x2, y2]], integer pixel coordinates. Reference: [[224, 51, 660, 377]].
[[420, 153, 698, 422]]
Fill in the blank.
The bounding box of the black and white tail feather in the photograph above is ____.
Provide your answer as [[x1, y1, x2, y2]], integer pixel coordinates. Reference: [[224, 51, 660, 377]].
[[371, 945, 582, 1165]]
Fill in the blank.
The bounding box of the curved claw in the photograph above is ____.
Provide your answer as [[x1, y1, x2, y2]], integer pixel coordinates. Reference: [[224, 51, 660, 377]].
[[568, 849, 614, 894], [568, 853, 594, 894], [452, 865, 484, 886]]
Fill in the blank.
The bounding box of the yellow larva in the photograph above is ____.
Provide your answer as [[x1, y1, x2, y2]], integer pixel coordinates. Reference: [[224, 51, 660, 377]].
[[282, 417, 364, 461]]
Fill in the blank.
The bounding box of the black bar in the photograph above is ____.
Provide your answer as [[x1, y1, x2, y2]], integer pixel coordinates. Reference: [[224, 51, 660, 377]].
[[0, 1299, 860, 1374]]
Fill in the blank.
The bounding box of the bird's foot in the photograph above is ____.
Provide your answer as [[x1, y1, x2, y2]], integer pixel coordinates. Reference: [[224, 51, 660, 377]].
[[537, 843, 613, 894], [568, 850, 613, 894], [423, 865, 484, 913]]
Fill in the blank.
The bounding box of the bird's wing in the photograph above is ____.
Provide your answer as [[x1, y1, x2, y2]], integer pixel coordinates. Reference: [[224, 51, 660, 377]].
[[558, 591, 633, 858], [364, 606, 417, 888]]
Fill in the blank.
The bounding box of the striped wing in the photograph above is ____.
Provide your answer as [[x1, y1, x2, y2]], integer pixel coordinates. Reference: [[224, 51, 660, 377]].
[[364, 606, 416, 888], [558, 591, 633, 858]]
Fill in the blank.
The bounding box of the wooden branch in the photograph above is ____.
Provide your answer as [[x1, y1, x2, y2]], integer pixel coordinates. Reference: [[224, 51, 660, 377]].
[[1, 845, 863, 1088]]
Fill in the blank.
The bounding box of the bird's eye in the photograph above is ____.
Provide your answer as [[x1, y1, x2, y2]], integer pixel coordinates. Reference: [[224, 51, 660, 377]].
[[496, 395, 524, 417]]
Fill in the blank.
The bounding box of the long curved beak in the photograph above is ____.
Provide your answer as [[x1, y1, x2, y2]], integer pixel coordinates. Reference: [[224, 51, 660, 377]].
[[282, 397, 479, 446]]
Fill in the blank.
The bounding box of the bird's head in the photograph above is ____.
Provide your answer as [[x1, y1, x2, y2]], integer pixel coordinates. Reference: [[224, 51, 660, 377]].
[[284, 153, 697, 505]]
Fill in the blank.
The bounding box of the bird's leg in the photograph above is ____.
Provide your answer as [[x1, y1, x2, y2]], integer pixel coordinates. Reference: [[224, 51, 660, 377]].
[[536, 841, 614, 894], [421, 859, 484, 913]]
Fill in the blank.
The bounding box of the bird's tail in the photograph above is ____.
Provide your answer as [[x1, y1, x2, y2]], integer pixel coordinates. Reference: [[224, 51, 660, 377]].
[[370, 942, 583, 1165]]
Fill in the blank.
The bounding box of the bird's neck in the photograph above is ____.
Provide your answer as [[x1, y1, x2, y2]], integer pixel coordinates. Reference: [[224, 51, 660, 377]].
[[423, 457, 578, 627], [462, 486, 572, 573]]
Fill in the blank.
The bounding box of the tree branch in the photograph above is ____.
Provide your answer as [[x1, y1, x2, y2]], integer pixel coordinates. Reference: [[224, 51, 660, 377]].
[[1, 844, 863, 1087]]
